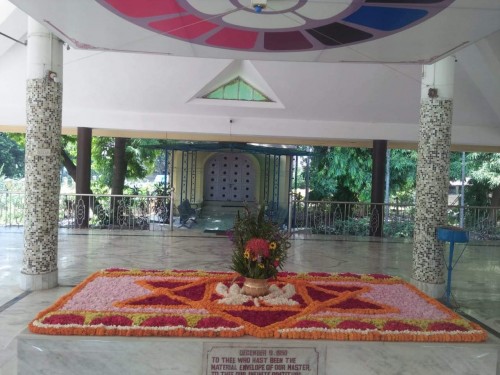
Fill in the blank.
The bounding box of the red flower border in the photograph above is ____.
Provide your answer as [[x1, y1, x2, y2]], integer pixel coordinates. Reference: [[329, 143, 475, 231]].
[[28, 269, 487, 342]]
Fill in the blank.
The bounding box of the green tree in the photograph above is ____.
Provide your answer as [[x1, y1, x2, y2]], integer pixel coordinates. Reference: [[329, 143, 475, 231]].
[[464, 152, 500, 207], [58, 135, 162, 193], [306, 147, 418, 202], [0, 133, 25, 178], [388, 149, 417, 204], [448, 151, 500, 207], [307, 147, 372, 201], [60, 135, 165, 224], [449, 152, 465, 182], [91, 137, 160, 192]]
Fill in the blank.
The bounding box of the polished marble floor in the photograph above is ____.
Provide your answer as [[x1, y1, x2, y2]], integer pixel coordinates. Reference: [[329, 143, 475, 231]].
[[0, 225, 499, 374]]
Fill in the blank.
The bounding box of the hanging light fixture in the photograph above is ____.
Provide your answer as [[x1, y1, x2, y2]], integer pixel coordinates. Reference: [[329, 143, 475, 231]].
[[251, 0, 267, 13]]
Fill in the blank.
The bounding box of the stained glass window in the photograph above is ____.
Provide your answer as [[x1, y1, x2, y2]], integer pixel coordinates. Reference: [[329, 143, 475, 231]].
[[203, 77, 272, 102]]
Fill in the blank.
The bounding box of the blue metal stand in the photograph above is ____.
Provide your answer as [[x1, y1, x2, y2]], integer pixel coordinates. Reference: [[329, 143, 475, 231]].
[[436, 226, 469, 306]]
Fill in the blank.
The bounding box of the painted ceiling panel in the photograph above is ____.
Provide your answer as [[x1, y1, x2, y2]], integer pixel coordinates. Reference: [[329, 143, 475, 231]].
[[1, 1, 499, 150], [9, 0, 500, 63]]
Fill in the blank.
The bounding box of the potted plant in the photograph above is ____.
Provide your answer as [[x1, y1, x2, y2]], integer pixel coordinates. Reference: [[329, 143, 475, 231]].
[[230, 205, 290, 296]]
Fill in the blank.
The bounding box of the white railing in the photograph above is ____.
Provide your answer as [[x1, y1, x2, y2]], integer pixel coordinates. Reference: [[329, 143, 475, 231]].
[[288, 199, 500, 241], [0, 192, 172, 231], [0, 191, 24, 226], [289, 200, 414, 238], [1, 191, 499, 240]]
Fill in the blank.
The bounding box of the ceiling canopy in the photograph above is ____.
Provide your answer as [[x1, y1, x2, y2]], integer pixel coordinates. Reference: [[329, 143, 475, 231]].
[[1, 1, 499, 151], [10, 0, 500, 63]]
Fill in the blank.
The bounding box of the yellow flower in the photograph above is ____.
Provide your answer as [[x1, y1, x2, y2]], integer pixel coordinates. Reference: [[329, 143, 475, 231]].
[[244, 250, 250, 259], [258, 263, 265, 269], [269, 242, 277, 251]]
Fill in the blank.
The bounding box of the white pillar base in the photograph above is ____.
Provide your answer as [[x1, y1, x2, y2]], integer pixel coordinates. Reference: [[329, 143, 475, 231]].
[[20, 270, 58, 291], [410, 278, 445, 299]]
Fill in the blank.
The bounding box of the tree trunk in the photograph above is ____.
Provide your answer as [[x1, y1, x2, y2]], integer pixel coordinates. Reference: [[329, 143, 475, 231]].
[[61, 149, 76, 181], [111, 137, 129, 224], [111, 137, 128, 195], [62, 148, 109, 227]]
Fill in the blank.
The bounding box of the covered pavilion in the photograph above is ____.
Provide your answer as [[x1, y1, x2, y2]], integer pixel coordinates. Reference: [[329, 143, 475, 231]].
[[1, 0, 498, 294], [1, 0, 499, 310], [0, 1, 499, 373]]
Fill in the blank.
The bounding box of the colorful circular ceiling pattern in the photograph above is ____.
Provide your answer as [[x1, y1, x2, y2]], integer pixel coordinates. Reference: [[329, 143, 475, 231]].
[[98, 0, 454, 52]]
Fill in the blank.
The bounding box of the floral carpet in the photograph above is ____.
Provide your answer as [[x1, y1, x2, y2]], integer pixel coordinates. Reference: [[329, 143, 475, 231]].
[[29, 269, 487, 342]]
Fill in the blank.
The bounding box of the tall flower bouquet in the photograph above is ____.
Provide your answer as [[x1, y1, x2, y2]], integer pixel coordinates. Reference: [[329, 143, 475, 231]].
[[230, 205, 290, 279]]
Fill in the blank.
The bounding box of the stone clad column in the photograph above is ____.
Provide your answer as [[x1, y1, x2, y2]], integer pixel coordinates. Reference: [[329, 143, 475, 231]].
[[20, 18, 63, 290], [411, 56, 455, 298]]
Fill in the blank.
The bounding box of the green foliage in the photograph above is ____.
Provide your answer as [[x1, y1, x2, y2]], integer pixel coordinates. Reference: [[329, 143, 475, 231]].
[[306, 147, 418, 203], [230, 206, 290, 279], [125, 139, 160, 181], [151, 182, 171, 223], [0, 166, 24, 191], [448, 152, 465, 181], [463, 180, 490, 206], [0, 165, 4, 190], [308, 190, 325, 201], [61, 135, 77, 162], [0, 166, 25, 225], [311, 216, 370, 236], [5, 132, 25, 147], [91, 137, 116, 188], [383, 220, 414, 238], [467, 153, 500, 188], [294, 170, 307, 189], [307, 147, 372, 201], [449, 152, 500, 207], [388, 149, 417, 201], [0, 133, 25, 178], [90, 183, 110, 195], [62, 136, 162, 194]]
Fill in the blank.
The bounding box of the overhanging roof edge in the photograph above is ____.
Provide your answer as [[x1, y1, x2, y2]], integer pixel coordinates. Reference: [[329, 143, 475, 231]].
[[145, 142, 311, 156]]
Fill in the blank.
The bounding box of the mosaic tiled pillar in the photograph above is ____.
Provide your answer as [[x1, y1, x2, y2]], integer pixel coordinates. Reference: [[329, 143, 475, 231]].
[[20, 19, 63, 290], [411, 56, 455, 298]]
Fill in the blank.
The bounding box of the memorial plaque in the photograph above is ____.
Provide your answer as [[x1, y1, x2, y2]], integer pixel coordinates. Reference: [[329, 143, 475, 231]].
[[204, 344, 320, 375]]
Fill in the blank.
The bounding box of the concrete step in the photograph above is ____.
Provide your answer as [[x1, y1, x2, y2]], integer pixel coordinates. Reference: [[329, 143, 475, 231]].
[[200, 201, 255, 218]]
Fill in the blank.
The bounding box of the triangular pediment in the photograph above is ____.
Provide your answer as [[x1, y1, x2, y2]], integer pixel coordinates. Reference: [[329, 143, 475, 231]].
[[203, 76, 272, 102], [190, 60, 283, 108]]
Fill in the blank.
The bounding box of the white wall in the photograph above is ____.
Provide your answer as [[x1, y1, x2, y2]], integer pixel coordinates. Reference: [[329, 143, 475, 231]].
[[0, 42, 25, 126], [1, 33, 499, 149]]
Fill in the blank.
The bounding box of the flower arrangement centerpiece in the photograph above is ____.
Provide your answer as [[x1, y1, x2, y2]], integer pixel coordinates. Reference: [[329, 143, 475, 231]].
[[230, 205, 290, 296]]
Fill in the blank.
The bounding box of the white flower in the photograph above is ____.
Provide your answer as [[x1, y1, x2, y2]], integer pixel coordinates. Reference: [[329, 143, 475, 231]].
[[261, 284, 298, 306], [214, 282, 298, 307], [216, 283, 252, 305]]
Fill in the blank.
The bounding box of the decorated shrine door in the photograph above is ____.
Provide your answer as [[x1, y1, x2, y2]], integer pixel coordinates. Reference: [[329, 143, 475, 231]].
[[204, 153, 256, 202]]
